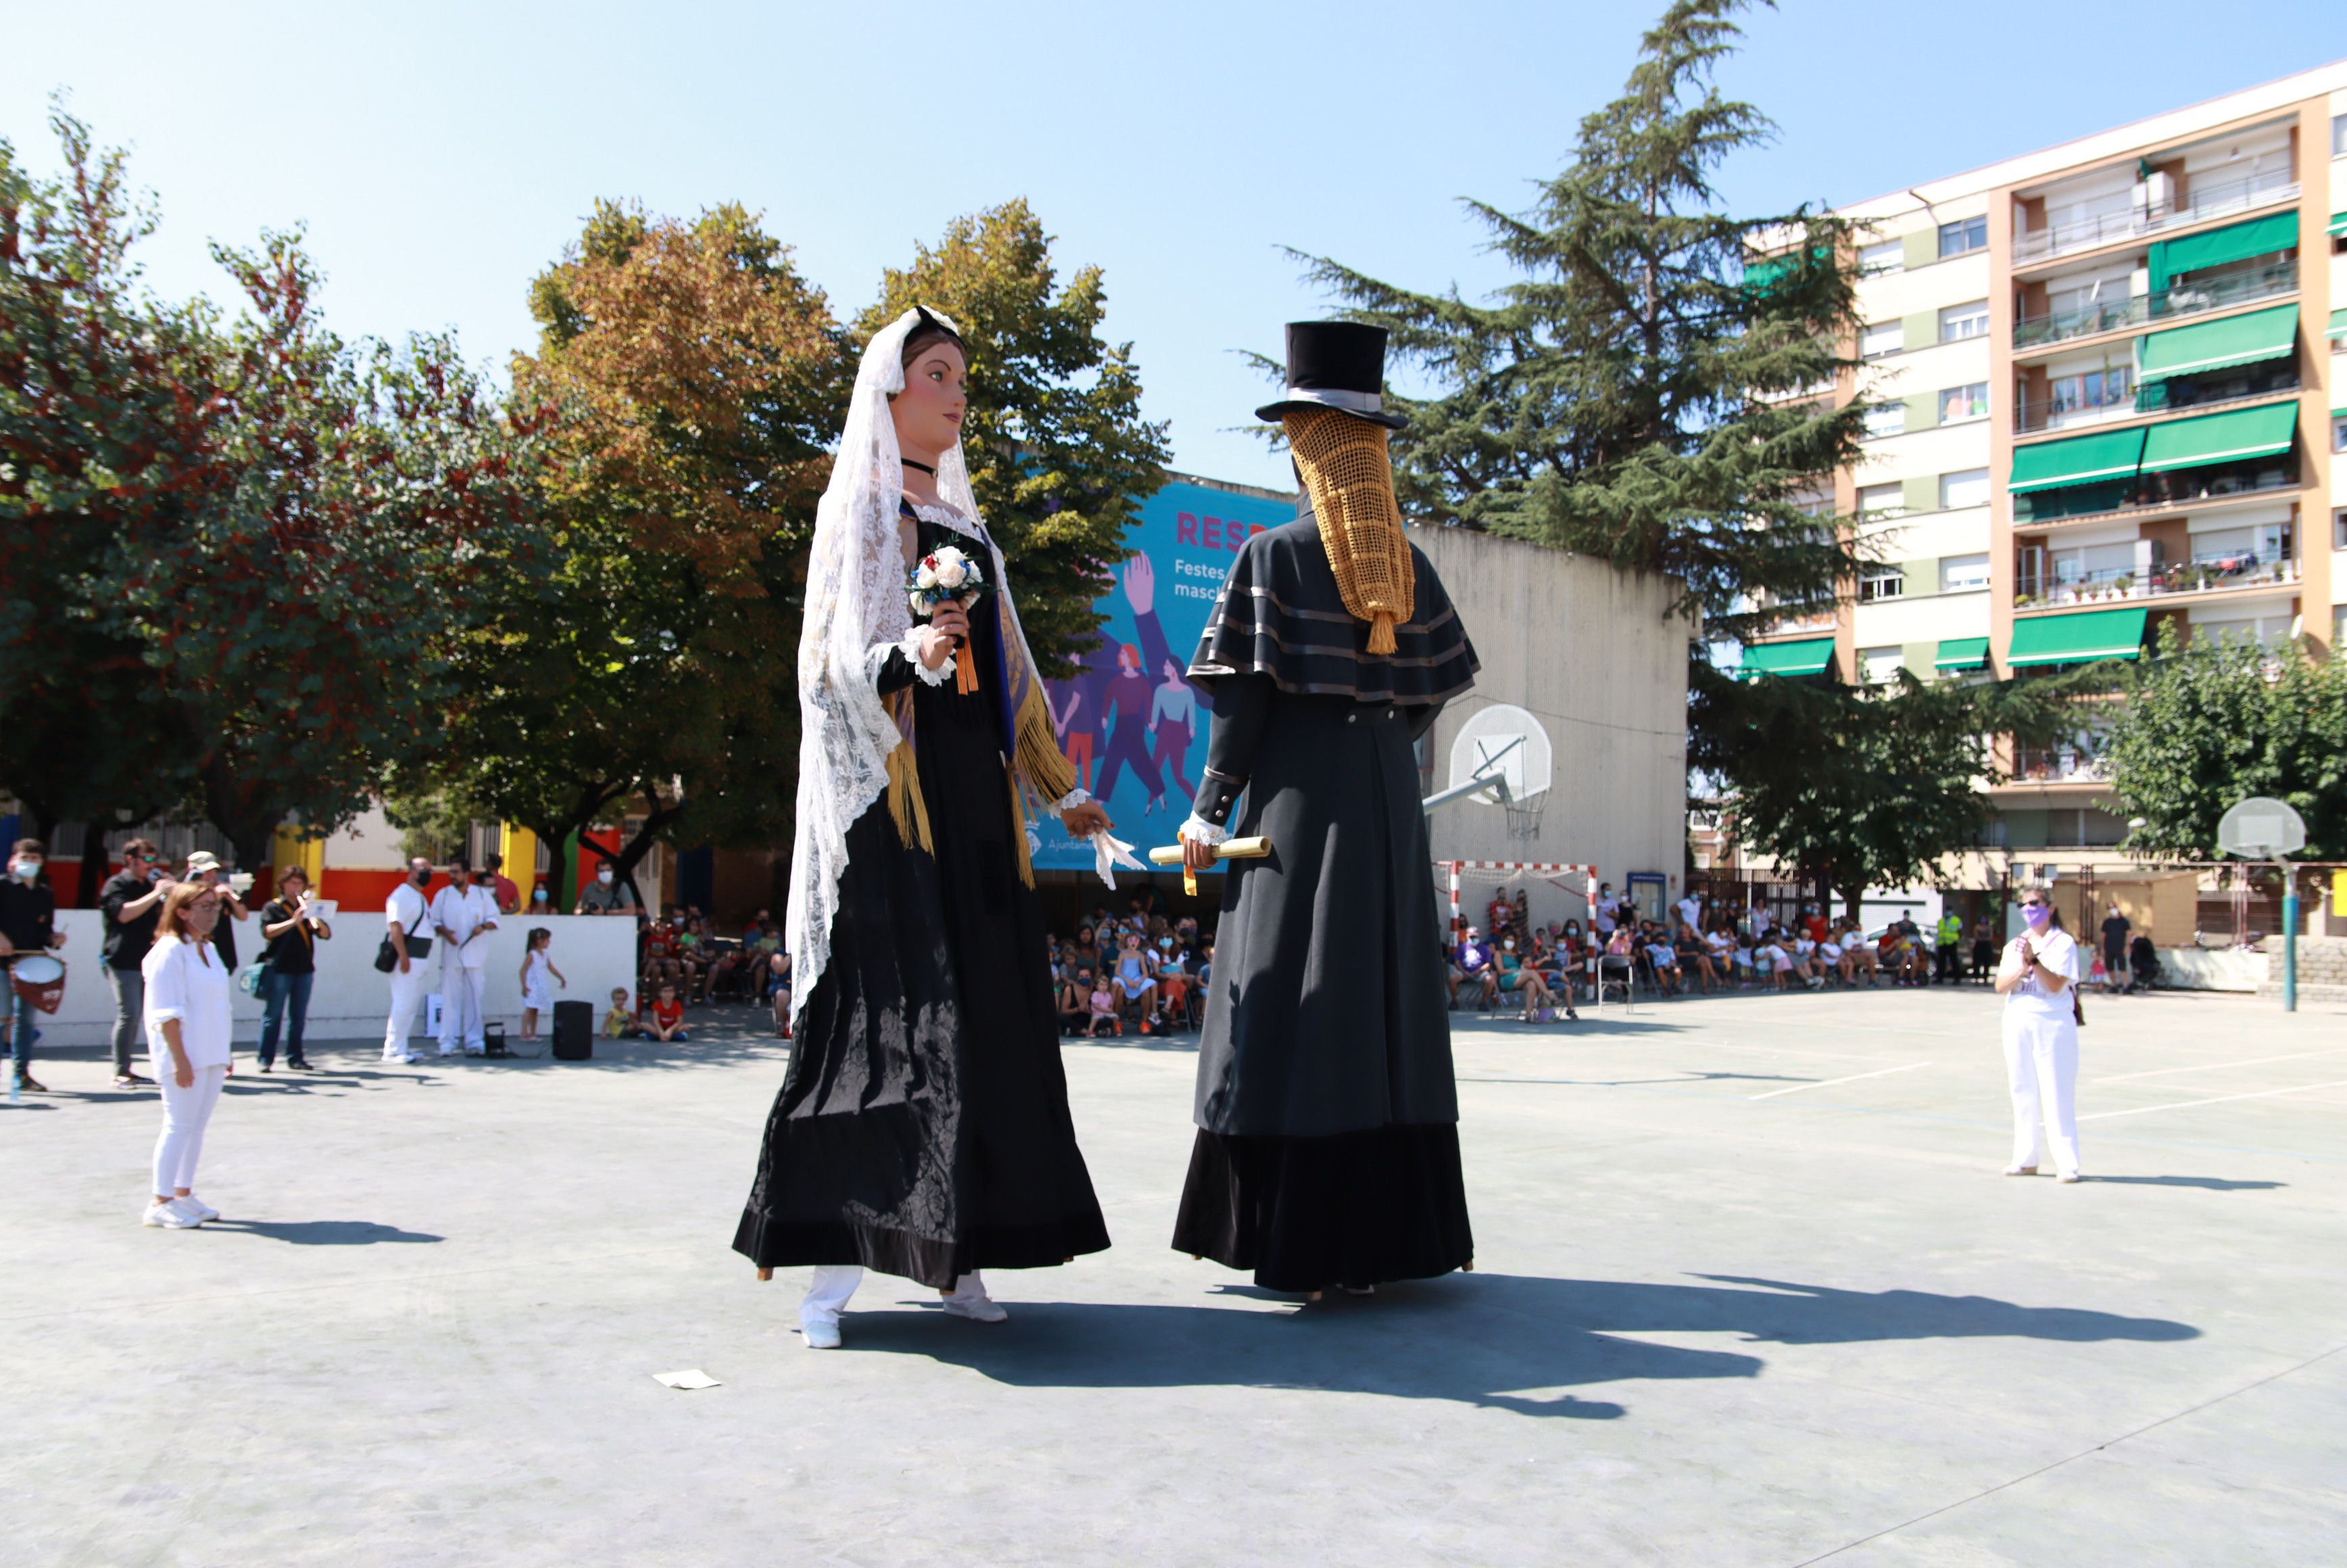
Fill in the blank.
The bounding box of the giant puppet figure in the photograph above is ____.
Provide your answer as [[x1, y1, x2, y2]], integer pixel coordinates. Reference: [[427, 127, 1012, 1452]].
[[735, 308, 1113, 1348], [1174, 322, 1479, 1296]]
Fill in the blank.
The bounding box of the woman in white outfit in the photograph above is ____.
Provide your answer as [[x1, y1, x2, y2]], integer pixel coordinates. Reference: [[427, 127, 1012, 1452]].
[[1994, 890, 2083, 1183], [142, 881, 236, 1228]]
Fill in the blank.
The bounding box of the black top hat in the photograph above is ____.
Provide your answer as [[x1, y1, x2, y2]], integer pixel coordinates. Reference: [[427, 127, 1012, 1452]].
[[1255, 321, 1405, 429]]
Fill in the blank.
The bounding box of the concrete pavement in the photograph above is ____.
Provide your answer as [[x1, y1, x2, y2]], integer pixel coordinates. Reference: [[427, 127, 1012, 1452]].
[[6, 983, 2342, 1565]]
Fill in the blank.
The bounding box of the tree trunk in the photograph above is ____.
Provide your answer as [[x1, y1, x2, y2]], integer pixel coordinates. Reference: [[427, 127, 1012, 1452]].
[[609, 792, 686, 913], [74, 823, 110, 908]]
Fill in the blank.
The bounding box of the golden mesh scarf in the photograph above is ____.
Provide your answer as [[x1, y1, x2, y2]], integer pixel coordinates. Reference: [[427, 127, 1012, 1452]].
[[1286, 408, 1414, 654]]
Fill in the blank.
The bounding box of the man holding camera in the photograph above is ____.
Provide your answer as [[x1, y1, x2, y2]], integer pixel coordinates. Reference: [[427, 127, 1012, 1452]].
[[258, 866, 333, 1072], [99, 838, 170, 1087]]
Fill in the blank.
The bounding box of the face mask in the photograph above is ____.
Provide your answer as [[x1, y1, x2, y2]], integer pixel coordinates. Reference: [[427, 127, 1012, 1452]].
[[1159, 939, 1171, 949], [533, 890, 548, 904], [412, 869, 431, 886], [2022, 904, 2052, 929], [598, 871, 614, 885], [9, 860, 36, 882]]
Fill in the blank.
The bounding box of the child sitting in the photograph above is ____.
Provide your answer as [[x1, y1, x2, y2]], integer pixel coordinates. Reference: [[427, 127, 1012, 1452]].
[[647, 982, 689, 1043], [1088, 977, 1119, 1037], [602, 987, 637, 1039]]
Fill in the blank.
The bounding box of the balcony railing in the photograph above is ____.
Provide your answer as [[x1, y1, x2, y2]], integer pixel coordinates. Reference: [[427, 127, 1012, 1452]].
[[2012, 748, 2110, 784], [2014, 554, 2300, 609], [2012, 261, 2298, 350], [2013, 460, 2299, 526], [2014, 376, 2299, 435], [2011, 168, 2298, 265]]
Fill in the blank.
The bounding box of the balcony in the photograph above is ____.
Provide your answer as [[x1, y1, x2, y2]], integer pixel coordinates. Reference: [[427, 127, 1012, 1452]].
[[2013, 460, 2299, 527], [2010, 746, 2110, 784], [2015, 378, 2299, 436], [2014, 553, 2299, 610], [2011, 167, 2298, 266], [2013, 261, 2297, 351]]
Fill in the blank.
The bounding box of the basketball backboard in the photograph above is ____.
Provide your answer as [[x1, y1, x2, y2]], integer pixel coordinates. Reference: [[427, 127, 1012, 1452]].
[[1448, 704, 1554, 807]]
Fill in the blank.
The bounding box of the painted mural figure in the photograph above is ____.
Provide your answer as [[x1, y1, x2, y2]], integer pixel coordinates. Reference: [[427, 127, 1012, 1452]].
[[1174, 322, 1480, 1298], [1144, 657, 1197, 814], [1050, 556, 1179, 814]]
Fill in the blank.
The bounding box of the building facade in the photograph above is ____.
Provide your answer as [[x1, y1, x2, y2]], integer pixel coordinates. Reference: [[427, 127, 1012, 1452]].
[[1742, 61, 2347, 930]]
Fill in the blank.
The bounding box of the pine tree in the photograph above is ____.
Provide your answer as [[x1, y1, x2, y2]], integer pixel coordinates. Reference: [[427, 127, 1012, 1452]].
[[1290, 0, 1867, 641]]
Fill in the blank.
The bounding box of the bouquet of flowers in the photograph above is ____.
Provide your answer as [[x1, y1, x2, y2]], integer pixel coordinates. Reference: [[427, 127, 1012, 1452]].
[[908, 545, 987, 694]]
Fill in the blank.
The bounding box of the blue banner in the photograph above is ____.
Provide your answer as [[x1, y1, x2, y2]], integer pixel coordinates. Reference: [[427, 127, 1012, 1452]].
[[1035, 479, 1296, 871]]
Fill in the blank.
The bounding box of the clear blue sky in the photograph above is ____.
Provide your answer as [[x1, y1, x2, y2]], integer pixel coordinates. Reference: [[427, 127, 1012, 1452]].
[[5, 2, 2341, 489]]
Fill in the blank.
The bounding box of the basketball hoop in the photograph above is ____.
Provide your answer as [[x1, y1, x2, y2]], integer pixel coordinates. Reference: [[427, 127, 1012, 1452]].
[[1503, 790, 1547, 841]]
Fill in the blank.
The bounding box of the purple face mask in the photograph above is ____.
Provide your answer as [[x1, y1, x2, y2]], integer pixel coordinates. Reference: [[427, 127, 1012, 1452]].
[[2021, 904, 2052, 929]]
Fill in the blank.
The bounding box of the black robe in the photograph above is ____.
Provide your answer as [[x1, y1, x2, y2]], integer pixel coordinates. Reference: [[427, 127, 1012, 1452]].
[[1170, 509, 1480, 1291], [733, 513, 1110, 1289]]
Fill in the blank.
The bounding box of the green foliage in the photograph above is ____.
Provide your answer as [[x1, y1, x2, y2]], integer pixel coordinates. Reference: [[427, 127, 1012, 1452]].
[[1, 107, 545, 867], [861, 199, 1171, 672], [1288, 0, 1872, 643], [1692, 660, 2085, 916], [2104, 621, 2347, 860]]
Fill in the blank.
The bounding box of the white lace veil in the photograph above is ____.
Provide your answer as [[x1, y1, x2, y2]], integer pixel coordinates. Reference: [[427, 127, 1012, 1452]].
[[785, 308, 990, 1023]]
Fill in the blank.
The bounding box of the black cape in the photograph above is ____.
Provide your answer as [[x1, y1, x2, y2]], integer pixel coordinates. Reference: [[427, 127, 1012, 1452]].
[[1170, 508, 1479, 1290], [733, 513, 1110, 1290]]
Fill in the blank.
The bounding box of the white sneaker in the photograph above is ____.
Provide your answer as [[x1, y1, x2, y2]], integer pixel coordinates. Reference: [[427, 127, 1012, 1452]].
[[801, 1315, 842, 1350], [182, 1196, 220, 1221], [437, 1047, 462, 1057], [2057, 1171, 2084, 1184], [143, 1200, 202, 1229], [383, 1051, 420, 1064], [940, 1292, 1009, 1324]]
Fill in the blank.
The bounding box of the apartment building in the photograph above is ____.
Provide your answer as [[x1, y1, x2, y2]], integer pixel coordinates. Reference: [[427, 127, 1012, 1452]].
[[1741, 61, 2347, 916]]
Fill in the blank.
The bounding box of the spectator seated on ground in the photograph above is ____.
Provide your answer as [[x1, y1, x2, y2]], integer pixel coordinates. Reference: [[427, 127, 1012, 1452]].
[[1088, 975, 1119, 1037], [604, 988, 637, 1039], [646, 983, 689, 1042], [1058, 965, 1094, 1036]]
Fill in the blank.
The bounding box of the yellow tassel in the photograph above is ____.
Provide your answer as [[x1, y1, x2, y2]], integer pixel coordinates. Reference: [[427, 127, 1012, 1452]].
[[885, 733, 934, 856], [956, 647, 979, 697], [1013, 685, 1079, 804], [1008, 773, 1036, 889], [1368, 612, 1397, 655]]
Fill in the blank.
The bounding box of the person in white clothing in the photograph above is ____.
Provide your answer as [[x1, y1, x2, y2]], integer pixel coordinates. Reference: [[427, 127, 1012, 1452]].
[[142, 881, 236, 1228], [381, 858, 437, 1063], [1995, 889, 2083, 1182], [517, 927, 566, 1042], [433, 858, 499, 1056]]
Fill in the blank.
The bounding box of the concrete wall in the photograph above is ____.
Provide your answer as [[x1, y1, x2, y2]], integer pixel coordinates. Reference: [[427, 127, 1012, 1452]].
[[24, 912, 641, 1048], [1410, 525, 1691, 934]]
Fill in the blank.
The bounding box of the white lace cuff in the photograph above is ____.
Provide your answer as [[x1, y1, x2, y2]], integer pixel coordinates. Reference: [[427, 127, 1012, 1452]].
[[1179, 814, 1229, 848], [1050, 787, 1092, 814], [896, 628, 953, 687]]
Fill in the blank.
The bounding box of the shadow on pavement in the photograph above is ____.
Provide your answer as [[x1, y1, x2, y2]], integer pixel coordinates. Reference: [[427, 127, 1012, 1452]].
[[2083, 1175, 2288, 1191], [201, 1219, 443, 1246], [833, 1270, 2196, 1419]]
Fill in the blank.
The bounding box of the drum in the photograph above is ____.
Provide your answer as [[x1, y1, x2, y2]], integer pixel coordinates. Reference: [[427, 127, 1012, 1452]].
[[9, 954, 67, 1015]]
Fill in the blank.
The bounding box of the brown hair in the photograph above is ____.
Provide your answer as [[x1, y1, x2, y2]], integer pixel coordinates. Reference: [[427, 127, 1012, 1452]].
[[899, 309, 965, 374], [158, 880, 222, 950], [119, 837, 158, 860]]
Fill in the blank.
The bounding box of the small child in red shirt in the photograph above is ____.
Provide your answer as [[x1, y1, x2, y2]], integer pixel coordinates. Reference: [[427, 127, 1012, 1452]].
[[647, 983, 689, 1042]]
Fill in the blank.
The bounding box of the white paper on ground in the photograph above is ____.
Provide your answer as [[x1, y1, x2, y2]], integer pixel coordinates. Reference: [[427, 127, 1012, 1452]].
[[652, 1369, 721, 1390]]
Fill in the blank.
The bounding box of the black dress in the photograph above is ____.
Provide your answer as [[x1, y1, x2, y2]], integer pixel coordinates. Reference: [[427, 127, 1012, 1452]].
[[733, 512, 1110, 1289], [1169, 510, 1479, 1292]]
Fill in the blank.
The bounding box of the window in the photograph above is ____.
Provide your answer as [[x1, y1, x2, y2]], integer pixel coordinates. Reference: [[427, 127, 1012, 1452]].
[[1940, 468, 1990, 510], [1860, 645, 1906, 682], [1858, 239, 1905, 275], [1858, 567, 1905, 604], [1940, 553, 1991, 592], [2333, 416, 2347, 454], [1861, 320, 1903, 358], [1856, 481, 1904, 516], [2049, 365, 2132, 419], [2334, 508, 2347, 550], [1938, 383, 1989, 422], [2334, 114, 2347, 157], [1938, 216, 1987, 258], [1939, 301, 1989, 341], [1863, 402, 1906, 439]]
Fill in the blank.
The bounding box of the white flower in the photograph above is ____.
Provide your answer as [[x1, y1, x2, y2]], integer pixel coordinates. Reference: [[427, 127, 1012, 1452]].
[[933, 549, 970, 590], [914, 563, 938, 589]]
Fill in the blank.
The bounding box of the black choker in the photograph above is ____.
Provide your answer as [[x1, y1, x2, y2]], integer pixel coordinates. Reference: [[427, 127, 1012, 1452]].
[[901, 458, 936, 476]]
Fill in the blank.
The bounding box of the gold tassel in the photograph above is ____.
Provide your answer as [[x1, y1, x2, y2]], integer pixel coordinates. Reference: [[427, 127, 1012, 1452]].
[[1008, 773, 1036, 889], [1013, 685, 1080, 804], [955, 643, 979, 697], [1368, 612, 1397, 655], [885, 733, 934, 856]]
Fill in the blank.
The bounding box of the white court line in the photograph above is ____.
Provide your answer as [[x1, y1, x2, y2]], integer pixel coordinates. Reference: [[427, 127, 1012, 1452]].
[[2080, 1079, 2347, 1121], [2093, 1048, 2346, 1085], [1749, 1062, 1933, 1100]]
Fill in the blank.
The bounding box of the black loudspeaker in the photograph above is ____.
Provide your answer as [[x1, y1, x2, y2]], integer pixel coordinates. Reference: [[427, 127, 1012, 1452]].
[[551, 1000, 593, 1061], [483, 1022, 508, 1058]]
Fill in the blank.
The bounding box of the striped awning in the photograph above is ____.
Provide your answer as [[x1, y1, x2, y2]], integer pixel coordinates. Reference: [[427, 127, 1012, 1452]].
[[2137, 303, 2297, 383], [1740, 637, 1836, 679], [2008, 608, 2148, 668]]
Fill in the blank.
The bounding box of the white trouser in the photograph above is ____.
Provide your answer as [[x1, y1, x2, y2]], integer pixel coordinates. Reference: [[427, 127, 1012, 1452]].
[[438, 962, 486, 1053], [800, 1266, 991, 1327], [153, 1063, 228, 1196], [2003, 1009, 2081, 1175], [383, 960, 434, 1058]]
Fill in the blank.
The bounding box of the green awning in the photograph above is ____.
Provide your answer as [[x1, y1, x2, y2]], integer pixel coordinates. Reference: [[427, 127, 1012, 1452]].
[[2329, 212, 2347, 238], [1741, 637, 1835, 678], [2329, 308, 2347, 341], [2008, 426, 2146, 494], [2008, 608, 2148, 668], [1744, 244, 1832, 297], [2137, 401, 2298, 474], [2147, 210, 2299, 291], [2137, 303, 2297, 382], [1933, 637, 1990, 672]]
